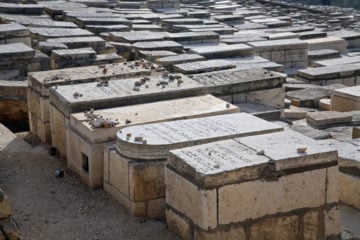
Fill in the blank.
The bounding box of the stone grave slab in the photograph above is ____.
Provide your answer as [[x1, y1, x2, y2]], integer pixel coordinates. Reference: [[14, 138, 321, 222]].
[[138, 50, 176, 61], [85, 25, 131, 34], [27, 61, 154, 143], [213, 14, 244, 24], [133, 40, 183, 52], [290, 125, 331, 140], [166, 130, 339, 239], [296, 64, 360, 86], [167, 31, 219, 44], [189, 43, 254, 59], [132, 24, 163, 32], [30, 28, 94, 41], [188, 68, 285, 108], [74, 17, 132, 28], [174, 59, 236, 74], [304, 36, 347, 52], [307, 111, 353, 129], [328, 30, 360, 48], [38, 42, 68, 56], [313, 55, 360, 67], [156, 54, 205, 69], [49, 74, 207, 155], [286, 87, 335, 108], [0, 23, 30, 46], [106, 113, 283, 218], [68, 94, 239, 188], [332, 86, 360, 112], [248, 39, 308, 68], [109, 31, 167, 43], [298, 31, 327, 40], [50, 47, 97, 69], [47, 36, 106, 52], [0, 43, 34, 59], [0, 3, 44, 15]]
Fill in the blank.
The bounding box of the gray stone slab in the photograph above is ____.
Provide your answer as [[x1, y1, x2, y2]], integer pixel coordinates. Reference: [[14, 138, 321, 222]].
[[190, 44, 254, 59], [307, 111, 353, 129], [286, 87, 333, 108], [157, 54, 205, 66], [168, 139, 271, 187], [0, 3, 44, 15], [117, 112, 283, 159], [75, 17, 132, 28], [189, 68, 284, 95], [0, 43, 34, 59], [235, 130, 337, 170], [168, 31, 219, 43], [30, 28, 94, 41], [0, 23, 29, 39], [298, 31, 327, 40], [174, 59, 236, 74], [248, 39, 308, 51], [51, 48, 96, 61], [290, 125, 331, 140], [38, 41, 68, 56], [317, 54, 360, 67], [49, 74, 207, 116], [220, 36, 266, 44], [28, 61, 153, 97], [297, 64, 360, 81], [85, 25, 131, 34], [47, 36, 106, 51], [22, 19, 77, 28], [133, 40, 183, 52], [109, 31, 167, 43]]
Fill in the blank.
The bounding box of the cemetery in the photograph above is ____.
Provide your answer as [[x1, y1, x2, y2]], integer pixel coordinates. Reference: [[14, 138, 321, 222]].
[[0, 0, 359, 239]]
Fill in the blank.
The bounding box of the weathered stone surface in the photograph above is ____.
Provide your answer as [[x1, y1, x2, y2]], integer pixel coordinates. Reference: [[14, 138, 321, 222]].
[[195, 226, 246, 240], [174, 59, 236, 74], [190, 43, 254, 59], [218, 169, 326, 224], [30, 28, 94, 41], [168, 139, 270, 187], [165, 208, 191, 240], [166, 168, 217, 230], [110, 31, 167, 43], [237, 130, 338, 170], [28, 61, 152, 97], [117, 113, 283, 159], [70, 94, 239, 144], [304, 36, 347, 52], [307, 111, 353, 129], [47, 36, 106, 51], [133, 40, 183, 52], [157, 54, 205, 67], [340, 172, 360, 209], [248, 38, 308, 51], [286, 87, 334, 108], [332, 86, 360, 112], [303, 210, 319, 240], [0, 43, 34, 59], [291, 125, 331, 140], [324, 206, 341, 238], [49, 74, 207, 117], [168, 31, 219, 44], [249, 215, 299, 240], [189, 68, 284, 96]]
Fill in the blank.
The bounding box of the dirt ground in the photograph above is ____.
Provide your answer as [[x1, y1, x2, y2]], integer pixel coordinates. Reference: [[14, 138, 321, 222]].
[[0, 134, 178, 240]]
